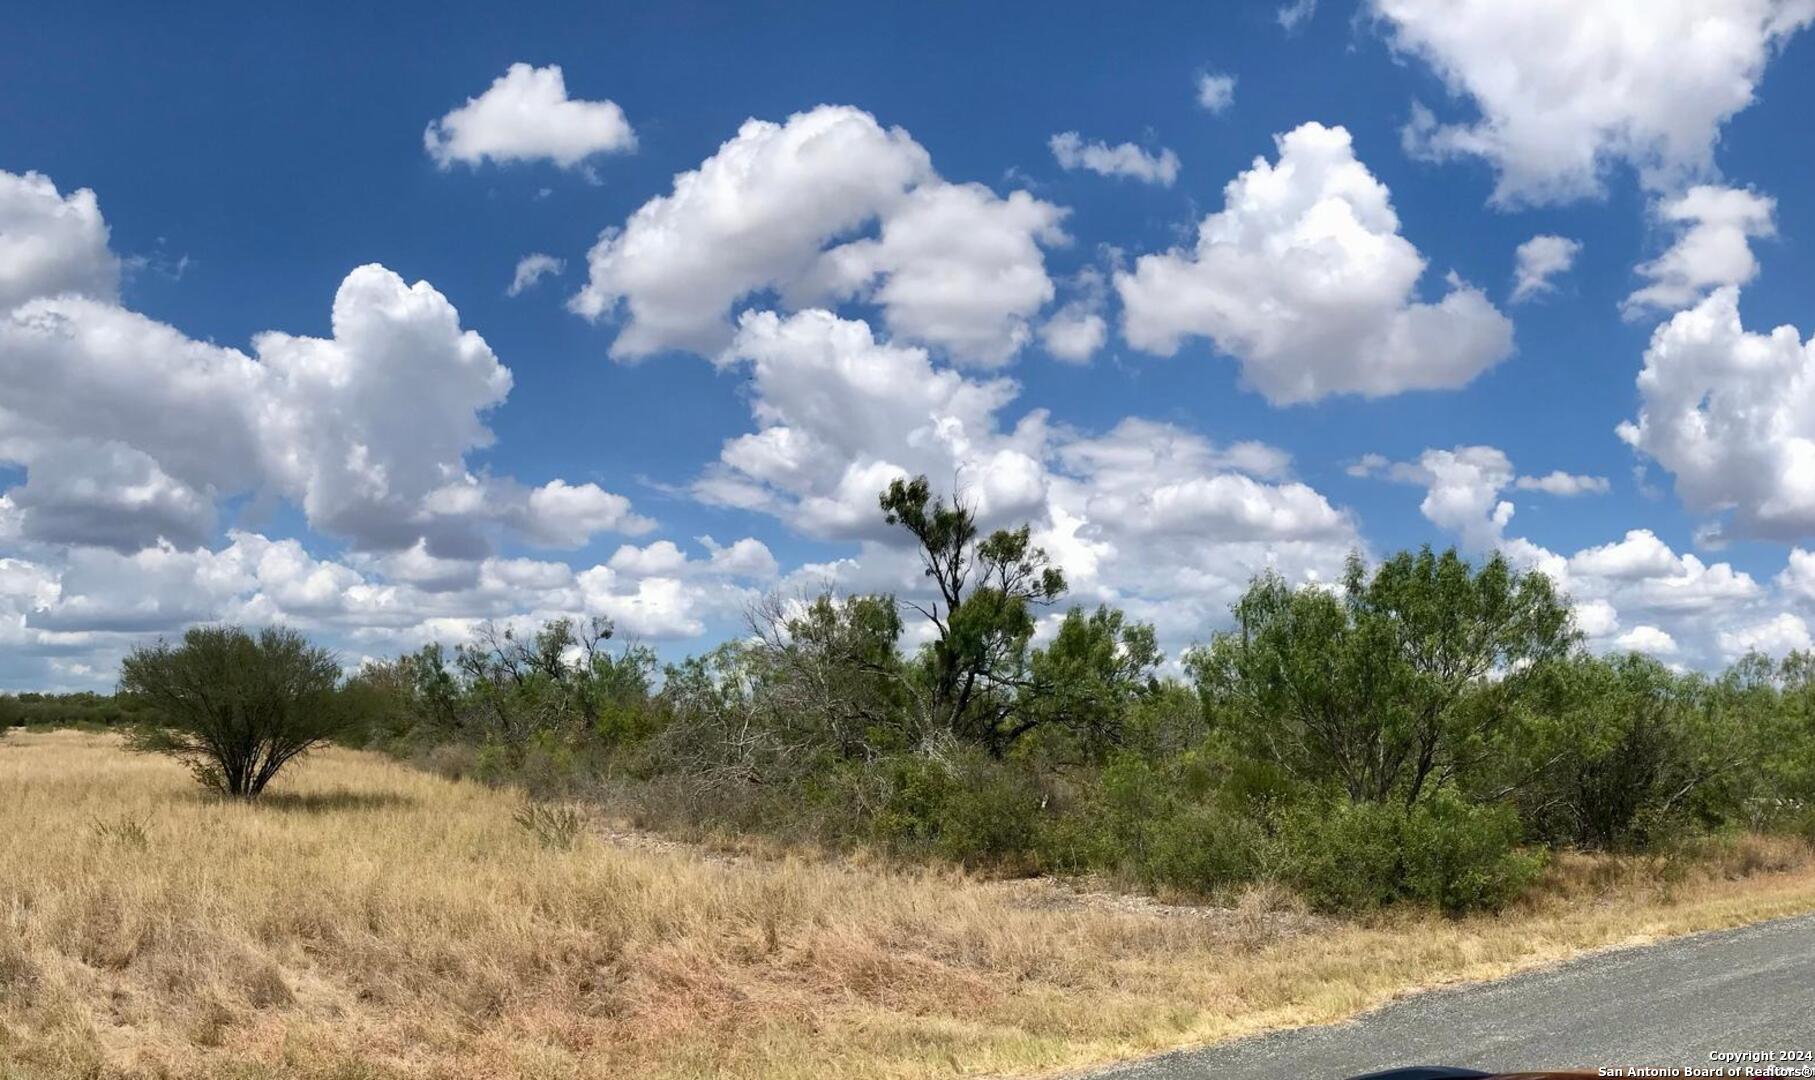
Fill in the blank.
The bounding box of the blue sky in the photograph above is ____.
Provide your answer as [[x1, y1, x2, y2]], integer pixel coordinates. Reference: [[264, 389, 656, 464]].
[[6, 0, 1815, 688]]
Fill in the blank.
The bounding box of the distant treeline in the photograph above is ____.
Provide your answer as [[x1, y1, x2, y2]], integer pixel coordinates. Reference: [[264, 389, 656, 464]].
[[0, 691, 158, 729]]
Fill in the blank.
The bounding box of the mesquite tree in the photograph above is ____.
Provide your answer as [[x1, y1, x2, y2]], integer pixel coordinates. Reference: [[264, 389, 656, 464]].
[[1193, 548, 1575, 807], [121, 625, 344, 798], [880, 475, 1066, 755]]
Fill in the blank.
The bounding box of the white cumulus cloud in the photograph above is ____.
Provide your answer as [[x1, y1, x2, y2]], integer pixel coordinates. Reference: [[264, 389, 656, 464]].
[[706, 307, 1361, 655], [1197, 72, 1237, 111], [1511, 234, 1581, 303], [507, 253, 564, 296], [1623, 186, 1775, 318], [1050, 132, 1181, 186], [1365, 443, 1798, 665], [0, 169, 646, 560], [1618, 286, 1815, 543], [425, 63, 635, 169], [1514, 470, 1610, 497], [1116, 122, 1513, 404], [1376, 0, 1814, 204], [570, 104, 1064, 367], [0, 171, 118, 311]]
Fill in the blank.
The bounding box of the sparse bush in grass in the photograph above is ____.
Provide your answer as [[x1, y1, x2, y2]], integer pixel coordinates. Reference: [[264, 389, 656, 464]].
[[120, 625, 345, 799], [1790, 806, 1815, 851], [88, 814, 150, 850], [518, 729, 582, 799], [514, 801, 584, 851], [418, 741, 480, 782]]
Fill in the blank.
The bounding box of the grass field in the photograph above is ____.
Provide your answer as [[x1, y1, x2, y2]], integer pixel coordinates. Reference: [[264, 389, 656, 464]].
[[4, 729, 1815, 1080]]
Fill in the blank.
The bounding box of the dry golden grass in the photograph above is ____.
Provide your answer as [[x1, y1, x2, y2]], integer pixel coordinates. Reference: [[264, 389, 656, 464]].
[[4, 729, 1815, 1080]]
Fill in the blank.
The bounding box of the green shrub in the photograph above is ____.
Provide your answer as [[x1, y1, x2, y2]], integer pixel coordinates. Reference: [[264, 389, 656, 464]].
[[1089, 755, 1168, 871], [866, 752, 956, 853], [862, 747, 1045, 867], [518, 730, 581, 799], [1275, 799, 1406, 912], [1033, 808, 1111, 873], [1399, 792, 1544, 913], [933, 757, 1043, 865], [120, 625, 345, 799], [471, 741, 513, 786], [1792, 805, 1815, 851], [1140, 805, 1262, 895], [1276, 794, 1542, 914]]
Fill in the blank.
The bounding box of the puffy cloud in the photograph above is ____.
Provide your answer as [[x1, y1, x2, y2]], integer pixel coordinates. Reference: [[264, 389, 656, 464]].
[[1345, 453, 1391, 479], [1511, 234, 1581, 303], [0, 171, 118, 311], [609, 536, 778, 583], [5, 441, 215, 553], [0, 169, 646, 559], [1049, 132, 1181, 186], [709, 307, 1360, 653], [424, 63, 635, 169], [1575, 534, 1759, 616], [27, 533, 367, 634], [1376, 0, 1815, 204], [608, 539, 691, 579], [1617, 287, 1815, 542], [1115, 122, 1513, 404], [1622, 186, 1775, 318], [361, 540, 482, 593], [1039, 267, 1110, 363], [697, 308, 1030, 537], [1, 295, 265, 549], [249, 265, 516, 552], [575, 570, 707, 639], [1040, 308, 1107, 363], [1197, 71, 1238, 111], [1573, 599, 1621, 639], [1614, 625, 1679, 656], [1, 523, 784, 687], [1719, 612, 1813, 658], [1514, 470, 1610, 497], [804, 182, 1067, 366], [1378, 446, 1517, 551], [1042, 421, 1359, 645], [1776, 548, 1815, 602], [1053, 419, 1349, 543], [1569, 530, 1698, 582], [569, 105, 1064, 366], [702, 535, 780, 579], [507, 253, 564, 296], [571, 106, 930, 356], [517, 479, 652, 548]]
